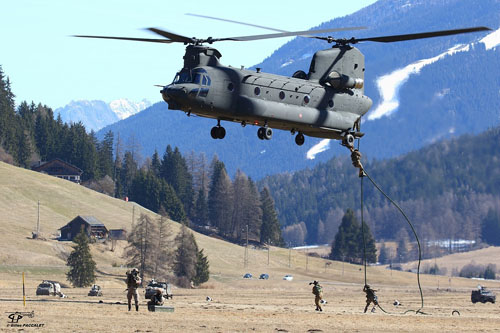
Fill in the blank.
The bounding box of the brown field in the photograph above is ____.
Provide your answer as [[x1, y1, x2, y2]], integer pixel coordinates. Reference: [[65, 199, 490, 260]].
[[1, 161, 500, 331], [1, 275, 500, 332]]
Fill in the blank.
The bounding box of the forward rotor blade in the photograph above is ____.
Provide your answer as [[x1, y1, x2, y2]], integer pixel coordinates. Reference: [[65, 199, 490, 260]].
[[73, 35, 175, 43], [215, 26, 366, 42], [353, 26, 491, 43], [147, 28, 195, 44]]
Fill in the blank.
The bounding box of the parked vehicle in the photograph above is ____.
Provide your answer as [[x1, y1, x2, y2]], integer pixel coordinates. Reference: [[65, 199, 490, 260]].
[[144, 280, 172, 300], [283, 275, 293, 281], [259, 273, 269, 280], [36, 280, 61, 296], [243, 273, 252, 279], [88, 284, 102, 296], [471, 286, 496, 304]]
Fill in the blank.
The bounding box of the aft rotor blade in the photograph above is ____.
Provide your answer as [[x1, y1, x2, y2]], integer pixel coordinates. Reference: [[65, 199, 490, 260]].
[[73, 35, 175, 43], [185, 13, 286, 32], [215, 26, 366, 42], [185, 13, 323, 40], [147, 28, 195, 44], [353, 26, 491, 43]]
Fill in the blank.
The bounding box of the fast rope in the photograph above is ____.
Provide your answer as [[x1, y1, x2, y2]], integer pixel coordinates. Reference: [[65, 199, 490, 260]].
[[349, 142, 426, 315]]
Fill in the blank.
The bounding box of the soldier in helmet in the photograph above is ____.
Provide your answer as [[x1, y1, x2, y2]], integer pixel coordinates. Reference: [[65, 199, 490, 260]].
[[310, 280, 324, 311], [126, 268, 142, 311], [363, 284, 379, 313], [147, 288, 164, 311]]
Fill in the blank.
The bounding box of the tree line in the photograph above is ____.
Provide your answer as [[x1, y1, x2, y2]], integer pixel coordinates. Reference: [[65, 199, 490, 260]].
[[261, 125, 500, 248]]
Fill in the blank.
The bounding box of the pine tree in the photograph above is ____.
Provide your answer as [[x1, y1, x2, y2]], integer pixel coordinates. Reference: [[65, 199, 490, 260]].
[[160, 145, 194, 218], [125, 213, 159, 282], [193, 187, 209, 226], [260, 187, 282, 245], [330, 209, 360, 263], [152, 209, 173, 279], [98, 130, 114, 178], [193, 248, 210, 286], [66, 228, 96, 287], [151, 149, 161, 178], [173, 224, 198, 287], [329, 209, 376, 264], [358, 219, 377, 264], [208, 159, 233, 234]]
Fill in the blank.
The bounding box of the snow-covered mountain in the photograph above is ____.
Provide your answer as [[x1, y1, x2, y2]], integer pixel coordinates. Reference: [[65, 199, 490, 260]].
[[54, 98, 151, 132]]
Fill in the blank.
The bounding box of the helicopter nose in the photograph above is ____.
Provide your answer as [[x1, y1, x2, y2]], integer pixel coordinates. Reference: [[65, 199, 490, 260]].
[[161, 85, 187, 102]]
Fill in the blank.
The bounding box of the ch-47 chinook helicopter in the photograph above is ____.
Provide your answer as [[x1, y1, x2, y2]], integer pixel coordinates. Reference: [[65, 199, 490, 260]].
[[75, 22, 489, 147]]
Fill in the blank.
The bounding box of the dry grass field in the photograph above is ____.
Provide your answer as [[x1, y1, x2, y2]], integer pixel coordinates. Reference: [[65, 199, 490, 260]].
[[1, 161, 500, 331]]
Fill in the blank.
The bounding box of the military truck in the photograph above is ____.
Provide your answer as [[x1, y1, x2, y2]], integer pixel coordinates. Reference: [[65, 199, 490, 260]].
[[88, 284, 103, 296], [471, 286, 496, 304], [36, 280, 61, 296], [144, 280, 172, 300]]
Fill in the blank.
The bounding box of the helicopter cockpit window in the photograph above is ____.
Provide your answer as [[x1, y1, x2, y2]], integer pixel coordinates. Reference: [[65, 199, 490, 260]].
[[173, 71, 192, 84]]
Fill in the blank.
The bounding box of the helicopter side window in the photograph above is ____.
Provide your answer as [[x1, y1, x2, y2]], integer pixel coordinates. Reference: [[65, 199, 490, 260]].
[[193, 74, 202, 84], [202, 76, 207, 86]]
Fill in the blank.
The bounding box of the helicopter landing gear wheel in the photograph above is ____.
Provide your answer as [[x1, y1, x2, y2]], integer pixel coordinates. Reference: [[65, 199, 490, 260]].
[[295, 132, 305, 146], [211, 126, 226, 139], [263, 127, 272, 140], [257, 127, 273, 140], [257, 127, 265, 140], [342, 133, 355, 148]]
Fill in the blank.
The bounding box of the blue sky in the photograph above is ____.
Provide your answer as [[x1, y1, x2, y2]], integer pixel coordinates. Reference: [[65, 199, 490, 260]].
[[1, 0, 377, 109]]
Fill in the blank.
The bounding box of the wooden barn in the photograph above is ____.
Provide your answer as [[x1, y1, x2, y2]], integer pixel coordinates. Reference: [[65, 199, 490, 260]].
[[59, 216, 108, 241], [32, 158, 83, 184], [109, 229, 127, 240]]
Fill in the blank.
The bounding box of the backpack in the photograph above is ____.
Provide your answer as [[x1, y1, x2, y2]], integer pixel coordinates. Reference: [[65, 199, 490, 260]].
[[313, 284, 322, 296]]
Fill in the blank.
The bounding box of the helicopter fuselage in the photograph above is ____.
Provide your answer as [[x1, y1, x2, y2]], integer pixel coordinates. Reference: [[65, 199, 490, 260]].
[[161, 44, 372, 145]]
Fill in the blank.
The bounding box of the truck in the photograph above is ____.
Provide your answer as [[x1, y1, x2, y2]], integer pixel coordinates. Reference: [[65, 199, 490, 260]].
[[36, 280, 62, 296], [144, 280, 172, 300], [471, 286, 496, 304]]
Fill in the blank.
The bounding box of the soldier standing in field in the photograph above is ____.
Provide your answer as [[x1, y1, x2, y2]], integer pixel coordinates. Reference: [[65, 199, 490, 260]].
[[310, 281, 323, 311], [363, 284, 379, 313], [126, 268, 142, 311]]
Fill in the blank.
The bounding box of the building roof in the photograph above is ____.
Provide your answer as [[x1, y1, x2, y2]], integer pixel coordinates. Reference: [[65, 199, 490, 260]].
[[33, 158, 83, 176], [80, 216, 105, 227], [59, 215, 106, 230]]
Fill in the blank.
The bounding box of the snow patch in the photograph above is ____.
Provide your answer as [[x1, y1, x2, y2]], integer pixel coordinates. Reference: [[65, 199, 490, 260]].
[[109, 98, 151, 119], [368, 44, 471, 121], [480, 27, 500, 50], [369, 27, 500, 121], [306, 139, 330, 160]]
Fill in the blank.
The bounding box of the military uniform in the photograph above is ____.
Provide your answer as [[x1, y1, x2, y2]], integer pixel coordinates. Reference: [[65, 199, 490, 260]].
[[126, 269, 142, 311], [147, 289, 164, 311], [363, 284, 378, 313], [311, 281, 323, 311]]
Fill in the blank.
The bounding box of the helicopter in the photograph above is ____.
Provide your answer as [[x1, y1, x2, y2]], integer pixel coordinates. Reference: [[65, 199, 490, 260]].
[[75, 22, 490, 147]]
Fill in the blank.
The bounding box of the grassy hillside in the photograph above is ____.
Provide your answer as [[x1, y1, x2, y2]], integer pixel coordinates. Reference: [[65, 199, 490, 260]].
[[1, 161, 498, 293]]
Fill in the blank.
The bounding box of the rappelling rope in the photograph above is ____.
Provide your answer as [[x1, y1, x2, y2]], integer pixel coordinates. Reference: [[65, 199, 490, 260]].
[[349, 143, 426, 315]]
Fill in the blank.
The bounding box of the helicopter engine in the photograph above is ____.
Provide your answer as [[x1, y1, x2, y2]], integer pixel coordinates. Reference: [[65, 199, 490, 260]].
[[325, 71, 363, 89]]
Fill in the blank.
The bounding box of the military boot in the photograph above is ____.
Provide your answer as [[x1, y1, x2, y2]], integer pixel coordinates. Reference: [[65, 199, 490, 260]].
[[136, 305, 139, 312], [128, 304, 131, 311]]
